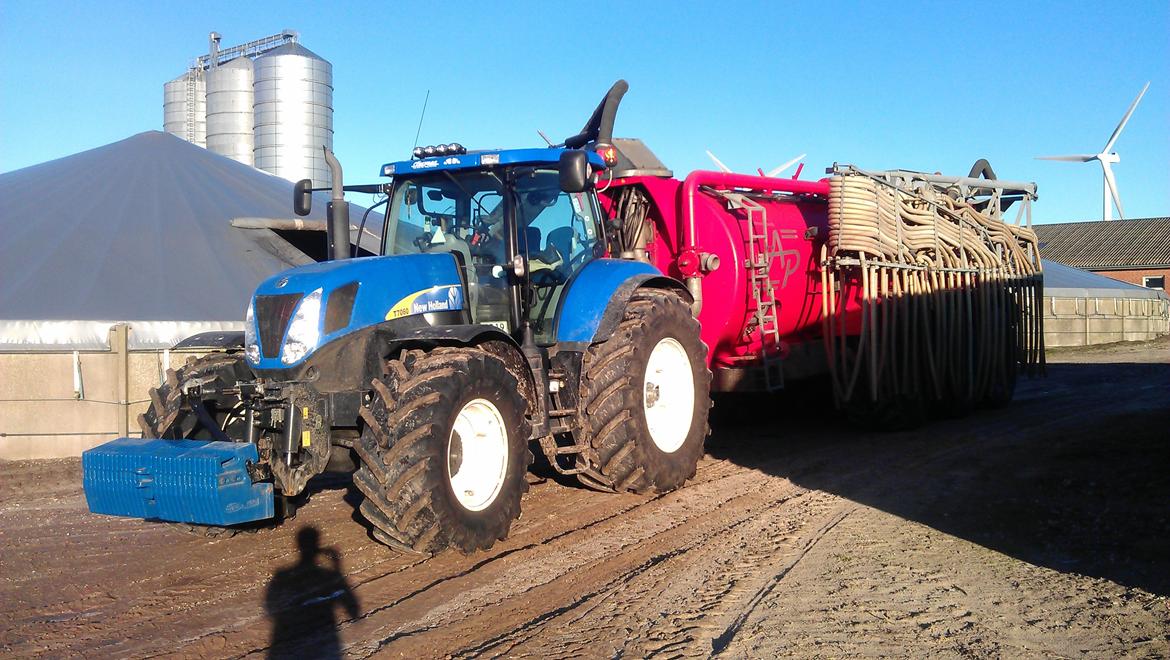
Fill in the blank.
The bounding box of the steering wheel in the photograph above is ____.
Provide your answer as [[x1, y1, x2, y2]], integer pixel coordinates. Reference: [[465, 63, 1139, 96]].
[[530, 268, 566, 287], [565, 242, 595, 272]]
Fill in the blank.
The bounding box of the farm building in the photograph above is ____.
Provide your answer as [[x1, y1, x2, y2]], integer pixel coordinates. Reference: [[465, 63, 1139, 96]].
[[0, 132, 374, 459], [1036, 217, 1170, 291]]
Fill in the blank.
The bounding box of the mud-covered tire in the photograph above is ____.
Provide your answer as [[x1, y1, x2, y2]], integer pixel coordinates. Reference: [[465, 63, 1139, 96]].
[[576, 289, 712, 494], [139, 353, 252, 441], [353, 347, 533, 555]]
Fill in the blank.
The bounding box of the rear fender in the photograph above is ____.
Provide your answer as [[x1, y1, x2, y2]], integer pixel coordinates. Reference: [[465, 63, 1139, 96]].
[[554, 259, 690, 346]]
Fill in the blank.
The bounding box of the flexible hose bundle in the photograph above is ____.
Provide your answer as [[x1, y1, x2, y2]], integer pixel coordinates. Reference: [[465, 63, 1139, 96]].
[[823, 171, 1043, 411]]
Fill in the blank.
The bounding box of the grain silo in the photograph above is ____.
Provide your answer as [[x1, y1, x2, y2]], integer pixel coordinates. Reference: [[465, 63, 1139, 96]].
[[205, 57, 255, 166], [161, 30, 333, 185], [253, 43, 334, 188], [163, 70, 206, 147]]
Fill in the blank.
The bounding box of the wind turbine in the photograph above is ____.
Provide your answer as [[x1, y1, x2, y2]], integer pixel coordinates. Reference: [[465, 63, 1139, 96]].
[[1037, 82, 1150, 221], [705, 150, 807, 177]]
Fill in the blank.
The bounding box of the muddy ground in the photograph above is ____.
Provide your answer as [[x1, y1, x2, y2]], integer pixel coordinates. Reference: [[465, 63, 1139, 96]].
[[1, 338, 1168, 658]]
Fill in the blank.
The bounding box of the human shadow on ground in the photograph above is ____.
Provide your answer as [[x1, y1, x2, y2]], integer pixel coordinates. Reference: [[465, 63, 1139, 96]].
[[265, 526, 360, 659], [706, 362, 1170, 597]]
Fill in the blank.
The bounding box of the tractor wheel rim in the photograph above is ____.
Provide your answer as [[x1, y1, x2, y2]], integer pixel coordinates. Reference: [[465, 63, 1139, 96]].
[[447, 398, 509, 512], [643, 337, 695, 453]]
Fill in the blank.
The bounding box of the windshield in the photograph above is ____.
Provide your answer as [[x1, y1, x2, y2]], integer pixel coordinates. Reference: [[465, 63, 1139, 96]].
[[381, 167, 604, 340], [382, 168, 602, 267]]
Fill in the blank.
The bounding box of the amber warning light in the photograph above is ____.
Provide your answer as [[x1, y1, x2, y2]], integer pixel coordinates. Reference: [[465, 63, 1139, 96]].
[[596, 144, 618, 167]]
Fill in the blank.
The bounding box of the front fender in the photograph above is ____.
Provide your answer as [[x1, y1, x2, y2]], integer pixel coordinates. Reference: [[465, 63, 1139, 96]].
[[554, 259, 690, 345]]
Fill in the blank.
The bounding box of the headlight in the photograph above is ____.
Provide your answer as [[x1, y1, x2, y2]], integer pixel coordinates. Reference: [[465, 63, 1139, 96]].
[[244, 301, 260, 364], [281, 288, 323, 365]]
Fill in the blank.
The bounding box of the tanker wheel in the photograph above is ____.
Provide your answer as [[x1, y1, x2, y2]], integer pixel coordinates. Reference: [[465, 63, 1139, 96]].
[[576, 289, 711, 494], [140, 353, 281, 538], [352, 347, 532, 555]]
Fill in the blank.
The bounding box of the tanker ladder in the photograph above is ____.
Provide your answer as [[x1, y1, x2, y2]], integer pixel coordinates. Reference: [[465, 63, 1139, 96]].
[[715, 190, 785, 392]]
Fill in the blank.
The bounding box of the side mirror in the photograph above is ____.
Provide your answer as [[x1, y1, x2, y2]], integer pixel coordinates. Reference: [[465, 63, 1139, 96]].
[[559, 151, 590, 193], [293, 179, 313, 216]]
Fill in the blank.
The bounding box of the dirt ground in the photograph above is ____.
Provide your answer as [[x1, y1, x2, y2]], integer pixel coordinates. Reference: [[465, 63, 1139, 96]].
[[1, 337, 1168, 658]]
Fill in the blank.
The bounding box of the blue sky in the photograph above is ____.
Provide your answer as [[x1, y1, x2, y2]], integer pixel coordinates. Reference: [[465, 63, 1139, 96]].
[[1, 0, 1166, 223]]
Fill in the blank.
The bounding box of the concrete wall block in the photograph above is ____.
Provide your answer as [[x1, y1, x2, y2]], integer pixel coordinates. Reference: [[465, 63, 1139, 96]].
[[0, 347, 211, 460], [1049, 298, 1081, 316], [1088, 317, 1125, 334]]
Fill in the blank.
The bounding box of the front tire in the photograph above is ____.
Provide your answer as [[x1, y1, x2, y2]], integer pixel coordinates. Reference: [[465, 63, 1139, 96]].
[[353, 347, 533, 555], [576, 289, 712, 493]]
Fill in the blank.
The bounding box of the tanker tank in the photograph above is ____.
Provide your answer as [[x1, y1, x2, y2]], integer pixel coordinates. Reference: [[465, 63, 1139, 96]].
[[600, 139, 1043, 413]]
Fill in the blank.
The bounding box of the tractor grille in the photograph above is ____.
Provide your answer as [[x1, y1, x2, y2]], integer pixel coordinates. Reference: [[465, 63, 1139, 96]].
[[254, 293, 303, 359]]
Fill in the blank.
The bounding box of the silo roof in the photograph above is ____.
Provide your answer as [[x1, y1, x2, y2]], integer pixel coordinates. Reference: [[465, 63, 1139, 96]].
[[0, 131, 372, 349], [257, 42, 328, 61]]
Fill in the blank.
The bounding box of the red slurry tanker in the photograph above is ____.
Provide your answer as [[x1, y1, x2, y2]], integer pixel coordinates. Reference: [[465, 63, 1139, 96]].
[[596, 81, 1043, 419], [82, 80, 1043, 554]]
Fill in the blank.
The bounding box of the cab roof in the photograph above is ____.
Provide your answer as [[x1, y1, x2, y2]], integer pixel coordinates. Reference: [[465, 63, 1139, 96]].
[[380, 147, 604, 177]]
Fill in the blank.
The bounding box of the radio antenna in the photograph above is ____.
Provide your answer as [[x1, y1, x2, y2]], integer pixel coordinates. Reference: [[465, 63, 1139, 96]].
[[412, 89, 431, 150]]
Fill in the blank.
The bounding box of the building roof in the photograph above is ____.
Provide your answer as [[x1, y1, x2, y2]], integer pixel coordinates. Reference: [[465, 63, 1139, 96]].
[[1035, 217, 1170, 270], [1042, 259, 1168, 300], [0, 131, 369, 349]]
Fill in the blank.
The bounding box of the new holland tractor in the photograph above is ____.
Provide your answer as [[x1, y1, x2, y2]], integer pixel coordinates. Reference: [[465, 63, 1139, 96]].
[[83, 82, 712, 554]]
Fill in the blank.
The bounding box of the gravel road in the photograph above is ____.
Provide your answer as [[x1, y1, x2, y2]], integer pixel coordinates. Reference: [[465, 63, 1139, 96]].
[[2, 338, 1167, 658]]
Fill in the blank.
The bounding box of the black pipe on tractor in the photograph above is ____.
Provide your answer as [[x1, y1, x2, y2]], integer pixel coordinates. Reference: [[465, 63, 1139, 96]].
[[564, 79, 629, 149], [323, 147, 351, 262]]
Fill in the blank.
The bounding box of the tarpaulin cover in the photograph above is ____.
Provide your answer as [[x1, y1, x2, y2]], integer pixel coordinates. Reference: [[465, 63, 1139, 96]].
[[1042, 259, 1169, 300], [0, 131, 375, 349]]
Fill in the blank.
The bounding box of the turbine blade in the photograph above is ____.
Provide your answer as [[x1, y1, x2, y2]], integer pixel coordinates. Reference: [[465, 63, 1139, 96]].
[[705, 150, 732, 173], [1035, 154, 1095, 162], [766, 153, 806, 178], [1102, 81, 1150, 153], [1102, 162, 1124, 219]]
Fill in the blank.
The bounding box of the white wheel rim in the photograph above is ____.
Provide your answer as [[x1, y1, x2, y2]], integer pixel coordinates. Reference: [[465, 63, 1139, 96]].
[[447, 398, 509, 512], [643, 337, 696, 453]]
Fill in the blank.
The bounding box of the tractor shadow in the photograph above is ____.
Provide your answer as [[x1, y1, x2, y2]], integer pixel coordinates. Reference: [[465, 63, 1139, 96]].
[[705, 362, 1170, 597]]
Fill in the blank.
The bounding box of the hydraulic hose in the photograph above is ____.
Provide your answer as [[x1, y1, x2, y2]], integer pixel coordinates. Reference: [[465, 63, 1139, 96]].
[[823, 170, 1043, 410]]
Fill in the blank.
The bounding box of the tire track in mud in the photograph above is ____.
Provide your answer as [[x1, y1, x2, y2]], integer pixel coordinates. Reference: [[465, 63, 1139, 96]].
[[237, 461, 791, 658], [346, 479, 817, 659], [453, 492, 848, 659]]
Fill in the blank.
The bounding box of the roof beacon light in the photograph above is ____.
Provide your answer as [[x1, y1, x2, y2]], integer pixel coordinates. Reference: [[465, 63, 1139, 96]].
[[412, 147, 425, 159], [423, 145, 437, 157], [597, 143, 618, 167]]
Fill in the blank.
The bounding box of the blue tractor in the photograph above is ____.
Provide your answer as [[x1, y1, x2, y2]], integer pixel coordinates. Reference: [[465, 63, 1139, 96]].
[[83, 82, 712, 554]]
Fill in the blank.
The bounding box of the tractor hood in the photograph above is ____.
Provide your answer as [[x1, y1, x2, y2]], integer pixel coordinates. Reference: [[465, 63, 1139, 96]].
[[245, 253, 464, 369]]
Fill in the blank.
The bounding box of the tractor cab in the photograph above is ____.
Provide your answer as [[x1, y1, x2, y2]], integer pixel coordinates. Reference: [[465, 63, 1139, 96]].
[[378, 147, 607, 344]]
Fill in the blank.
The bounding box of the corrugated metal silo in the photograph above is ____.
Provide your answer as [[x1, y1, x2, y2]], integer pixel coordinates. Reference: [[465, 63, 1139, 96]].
[[163, 70, 206, 147], [205, 57, 255, 166], [253, 43, 333, 187]]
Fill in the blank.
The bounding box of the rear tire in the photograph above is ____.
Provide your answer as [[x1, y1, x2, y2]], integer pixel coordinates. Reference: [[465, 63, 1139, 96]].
[[576, 289, 711, 493], [353, 347, 532, 555]]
